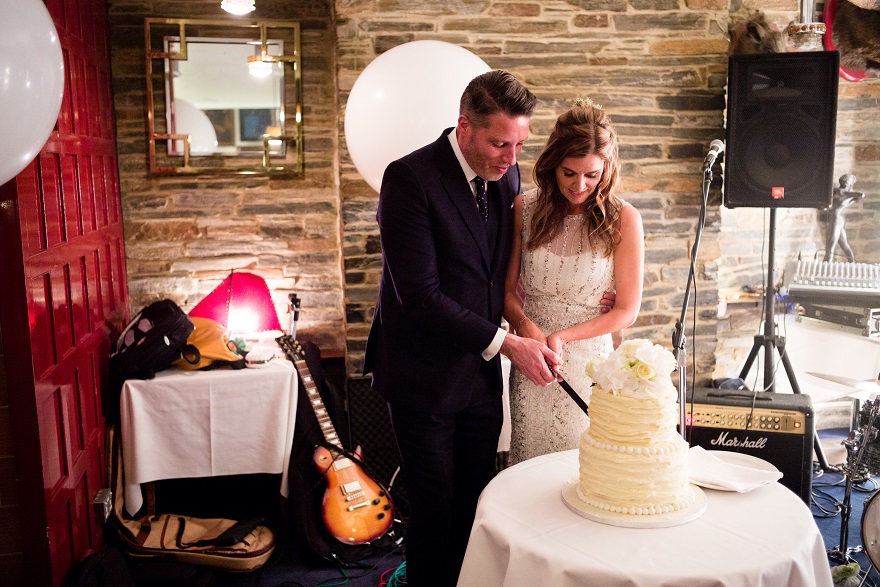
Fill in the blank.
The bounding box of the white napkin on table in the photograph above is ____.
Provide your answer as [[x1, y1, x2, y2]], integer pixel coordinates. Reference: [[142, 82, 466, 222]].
[[687, 445, 782, 492]]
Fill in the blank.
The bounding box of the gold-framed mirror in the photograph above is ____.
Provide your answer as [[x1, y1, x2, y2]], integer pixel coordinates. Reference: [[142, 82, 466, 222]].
[[145, 18, 303, 175]]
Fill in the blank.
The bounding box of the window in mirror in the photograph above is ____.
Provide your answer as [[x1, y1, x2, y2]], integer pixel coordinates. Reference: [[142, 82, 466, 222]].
[[145, 18, 302, 175]]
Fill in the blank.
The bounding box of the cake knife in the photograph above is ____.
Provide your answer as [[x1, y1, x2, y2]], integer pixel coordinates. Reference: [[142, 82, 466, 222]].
[[553, 367, 589, 416]]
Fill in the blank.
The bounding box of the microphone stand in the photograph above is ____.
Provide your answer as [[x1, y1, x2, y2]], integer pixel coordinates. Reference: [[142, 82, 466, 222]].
[[673, 161, 714, 439], [828, 398, 879, 566], [287, 293, 301, 339]]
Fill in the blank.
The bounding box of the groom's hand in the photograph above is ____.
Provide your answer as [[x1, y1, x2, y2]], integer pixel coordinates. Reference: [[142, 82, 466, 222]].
[[500, 333, 560, 386]]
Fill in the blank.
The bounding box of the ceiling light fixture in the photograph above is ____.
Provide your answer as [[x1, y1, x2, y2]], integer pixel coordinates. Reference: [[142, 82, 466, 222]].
[[221, 0, 255, 16]]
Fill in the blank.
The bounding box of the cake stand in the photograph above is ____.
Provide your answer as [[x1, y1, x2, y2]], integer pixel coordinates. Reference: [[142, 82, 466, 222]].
[[561, 479, 707, 529]]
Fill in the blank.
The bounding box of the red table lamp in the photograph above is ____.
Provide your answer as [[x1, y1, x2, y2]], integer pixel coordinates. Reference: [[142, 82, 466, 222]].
[[189, 271, 281, 336]]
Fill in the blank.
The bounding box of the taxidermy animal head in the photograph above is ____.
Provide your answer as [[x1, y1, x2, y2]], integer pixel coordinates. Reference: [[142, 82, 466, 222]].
[[729, 11, 787, 55], [834, 0, 880, 77]]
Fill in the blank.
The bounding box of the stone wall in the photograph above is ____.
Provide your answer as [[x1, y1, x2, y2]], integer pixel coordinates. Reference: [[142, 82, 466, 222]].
[[337, 0, 734, 376], [105, 0, 880, 381], [107, 0, 346, 353], [336, 0, 880, 381]]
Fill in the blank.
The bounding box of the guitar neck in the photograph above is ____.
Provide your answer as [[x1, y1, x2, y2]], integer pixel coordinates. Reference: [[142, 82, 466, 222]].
[[277, 336, 340, 448]]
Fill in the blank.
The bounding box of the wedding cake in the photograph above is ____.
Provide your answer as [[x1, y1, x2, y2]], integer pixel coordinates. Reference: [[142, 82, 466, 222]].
[[569, 339, 702, 523]]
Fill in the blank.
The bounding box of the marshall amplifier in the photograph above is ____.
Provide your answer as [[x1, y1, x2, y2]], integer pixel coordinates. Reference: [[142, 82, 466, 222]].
[[686, 388, 815, 504]]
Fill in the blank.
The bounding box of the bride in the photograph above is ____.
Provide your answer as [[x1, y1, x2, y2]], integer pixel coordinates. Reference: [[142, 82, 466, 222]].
[[504, 99, 645, 465]]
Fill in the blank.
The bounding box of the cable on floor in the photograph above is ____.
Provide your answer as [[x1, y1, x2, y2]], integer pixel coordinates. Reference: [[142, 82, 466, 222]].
[[379, 561, 406, 586]]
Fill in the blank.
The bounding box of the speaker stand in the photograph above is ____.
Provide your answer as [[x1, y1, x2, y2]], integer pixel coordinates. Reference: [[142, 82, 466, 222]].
[[737, 208, 831, 472]]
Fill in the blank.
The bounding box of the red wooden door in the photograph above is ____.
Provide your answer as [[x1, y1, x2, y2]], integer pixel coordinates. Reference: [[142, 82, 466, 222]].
[[0, 1, 127, 584]]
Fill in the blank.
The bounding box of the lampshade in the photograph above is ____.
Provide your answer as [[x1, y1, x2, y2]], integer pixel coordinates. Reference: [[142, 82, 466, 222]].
[[189, 271, 281, 335], [221, 0, 255, 15]]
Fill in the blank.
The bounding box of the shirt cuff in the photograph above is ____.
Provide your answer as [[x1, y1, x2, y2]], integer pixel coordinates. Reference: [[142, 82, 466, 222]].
[[482, 327, 507, 361]]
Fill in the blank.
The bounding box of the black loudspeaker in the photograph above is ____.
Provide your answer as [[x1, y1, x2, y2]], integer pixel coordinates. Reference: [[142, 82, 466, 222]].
[[686, 388, 815, 504], [723, 51, 839, 209], [345, 376, 409, 515]]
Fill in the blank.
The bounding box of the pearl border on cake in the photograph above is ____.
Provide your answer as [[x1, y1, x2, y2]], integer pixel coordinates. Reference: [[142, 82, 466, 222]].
[[583, 432, 678, 455], [562, 479, 708, 529], [574, 485, 695, 516]]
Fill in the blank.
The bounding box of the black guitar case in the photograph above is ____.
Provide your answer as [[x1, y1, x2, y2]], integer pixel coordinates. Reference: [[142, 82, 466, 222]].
[[285, 340, 403, 566]]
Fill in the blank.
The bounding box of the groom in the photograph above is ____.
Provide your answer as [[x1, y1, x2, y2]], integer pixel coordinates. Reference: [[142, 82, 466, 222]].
[[363, 70, 561, 586]]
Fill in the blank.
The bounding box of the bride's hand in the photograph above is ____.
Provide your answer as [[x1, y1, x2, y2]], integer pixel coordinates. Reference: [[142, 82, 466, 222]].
[[546, 331, 565, 359]]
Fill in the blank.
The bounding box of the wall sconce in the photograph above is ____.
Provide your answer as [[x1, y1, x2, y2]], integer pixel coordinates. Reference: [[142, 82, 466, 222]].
[[221, 0, 255, 15], [248, 54, 274, 78], [248, 40, 280, 78], [189, 271, 281, 338]]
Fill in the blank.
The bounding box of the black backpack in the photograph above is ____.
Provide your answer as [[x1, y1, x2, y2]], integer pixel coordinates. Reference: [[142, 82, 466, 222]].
[[106, 300, 197, 422]]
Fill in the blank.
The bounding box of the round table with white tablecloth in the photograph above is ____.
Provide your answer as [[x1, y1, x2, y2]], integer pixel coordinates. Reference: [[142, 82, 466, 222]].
[[458, 449, 833, 587]]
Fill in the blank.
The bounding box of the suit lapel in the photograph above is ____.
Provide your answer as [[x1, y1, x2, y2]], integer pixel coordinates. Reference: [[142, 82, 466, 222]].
[[434, 135, 492, 270]]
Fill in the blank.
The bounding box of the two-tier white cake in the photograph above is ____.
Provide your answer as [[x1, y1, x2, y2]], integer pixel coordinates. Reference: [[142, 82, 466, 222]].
[[563, 339, 705, 527]]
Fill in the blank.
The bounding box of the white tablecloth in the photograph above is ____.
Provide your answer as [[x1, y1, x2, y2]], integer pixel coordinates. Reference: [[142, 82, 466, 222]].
[[498, 355, 512, 452], [119, 360, 298, 516], [458, 450, 833, 587]]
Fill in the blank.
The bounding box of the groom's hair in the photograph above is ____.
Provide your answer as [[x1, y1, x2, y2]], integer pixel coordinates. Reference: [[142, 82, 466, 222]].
[[460, 70, 537, 128]]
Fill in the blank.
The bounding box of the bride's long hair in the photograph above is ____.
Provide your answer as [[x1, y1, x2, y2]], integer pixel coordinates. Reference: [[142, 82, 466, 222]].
[[528, 102, 623, 257]]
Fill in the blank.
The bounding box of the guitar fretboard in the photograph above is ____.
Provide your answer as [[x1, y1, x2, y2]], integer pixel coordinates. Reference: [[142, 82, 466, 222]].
[[277, 336, 339, 446]]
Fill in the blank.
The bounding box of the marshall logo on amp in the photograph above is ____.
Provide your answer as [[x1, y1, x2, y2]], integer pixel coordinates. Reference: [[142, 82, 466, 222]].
[[687, 388, 814, 505], [710, 432, 768, 450]]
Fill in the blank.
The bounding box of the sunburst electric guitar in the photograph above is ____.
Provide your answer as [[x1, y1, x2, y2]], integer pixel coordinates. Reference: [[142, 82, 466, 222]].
[[277, 335, 394, 545]]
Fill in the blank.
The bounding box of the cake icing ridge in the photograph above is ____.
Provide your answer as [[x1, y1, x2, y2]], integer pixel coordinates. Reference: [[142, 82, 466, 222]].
[[576, 339, 693, 516]]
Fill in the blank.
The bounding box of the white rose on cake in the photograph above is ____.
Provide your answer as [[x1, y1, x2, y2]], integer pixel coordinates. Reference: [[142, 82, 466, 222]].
[[585, 339, 677, 398]]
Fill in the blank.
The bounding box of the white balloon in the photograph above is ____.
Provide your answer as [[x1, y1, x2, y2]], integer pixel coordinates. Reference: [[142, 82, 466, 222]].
[[345, 41, 491, 192], [0, 0, 65, 186], [171, 99, 219, 156]]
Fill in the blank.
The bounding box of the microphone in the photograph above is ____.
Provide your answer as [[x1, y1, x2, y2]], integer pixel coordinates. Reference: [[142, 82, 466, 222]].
[[702, 139, 725, 171], [287, 293, 301, 338]]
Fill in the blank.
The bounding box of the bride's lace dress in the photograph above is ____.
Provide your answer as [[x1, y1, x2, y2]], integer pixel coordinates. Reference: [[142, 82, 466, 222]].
[[509, 189, 616, 465]]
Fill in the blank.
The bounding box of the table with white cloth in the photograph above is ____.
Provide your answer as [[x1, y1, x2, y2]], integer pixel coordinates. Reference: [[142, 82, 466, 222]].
[[458, 450, 833, 587], [119, 359, 298, 517]]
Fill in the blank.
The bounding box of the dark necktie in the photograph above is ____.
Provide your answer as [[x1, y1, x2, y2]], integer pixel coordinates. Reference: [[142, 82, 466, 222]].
[[473, 177, 488, 224]]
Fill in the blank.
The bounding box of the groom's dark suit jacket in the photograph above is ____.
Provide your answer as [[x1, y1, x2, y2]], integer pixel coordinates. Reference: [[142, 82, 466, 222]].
[[363, 128, 520, 413]]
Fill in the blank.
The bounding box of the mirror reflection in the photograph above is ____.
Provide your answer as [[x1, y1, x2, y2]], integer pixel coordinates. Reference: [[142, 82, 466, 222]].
[[145, 18, 302, 175], [166, 37, 285, 157]]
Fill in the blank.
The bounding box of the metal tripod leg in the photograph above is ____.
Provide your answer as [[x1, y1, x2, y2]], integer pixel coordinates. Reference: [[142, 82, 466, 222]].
[[738, 332, 831, 471], [735, 208, 831, 471], [777, 337, 831, 471]]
